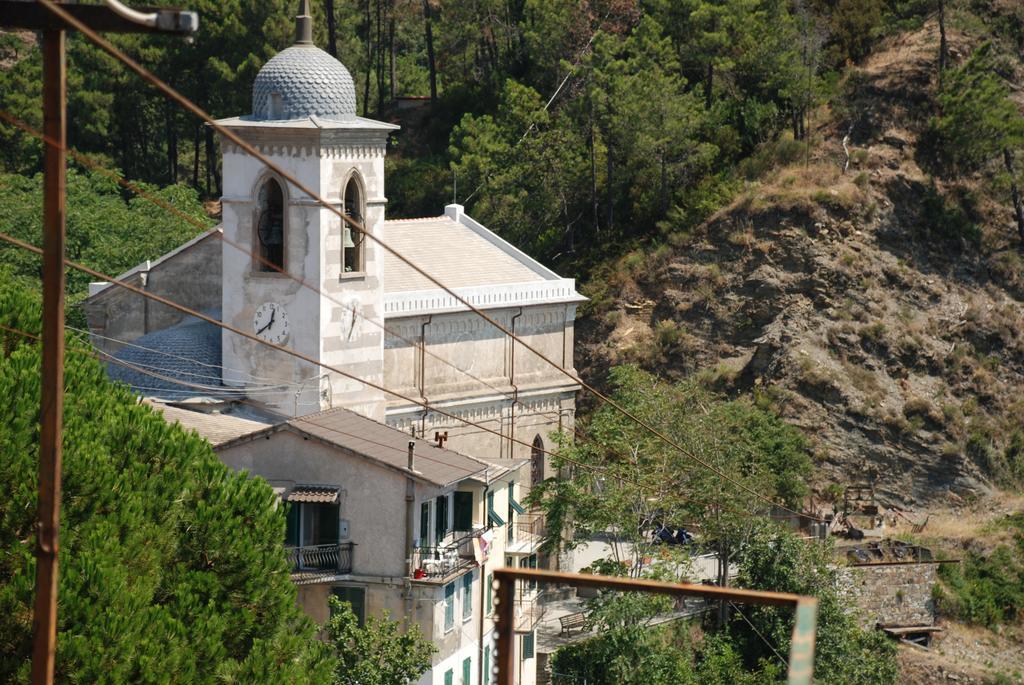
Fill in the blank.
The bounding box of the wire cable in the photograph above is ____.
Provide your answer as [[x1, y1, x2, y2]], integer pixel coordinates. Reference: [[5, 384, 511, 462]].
[[29, 1, 825, 523]]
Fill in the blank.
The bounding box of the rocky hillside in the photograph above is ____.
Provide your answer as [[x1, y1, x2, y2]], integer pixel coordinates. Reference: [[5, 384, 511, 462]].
[[577, 21, 1024, 506]]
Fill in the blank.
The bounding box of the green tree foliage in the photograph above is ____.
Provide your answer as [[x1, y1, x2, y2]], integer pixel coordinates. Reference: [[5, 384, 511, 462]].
[[929, 42, 1024, 174], [927, 41, 1024, 240], [0, 278, 333, 684], [730, 524, 899, 685], [935, 514, 1024, 627], [0, 169, 211, 322], [532, 365, 812, 572], [325, 596, 435, 685]]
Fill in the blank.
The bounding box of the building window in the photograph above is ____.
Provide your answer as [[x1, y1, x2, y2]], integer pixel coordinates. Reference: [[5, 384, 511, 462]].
[[483, 645, 490, 685], [436, 494, 450, 542], [522, 630, 535, 660], [519, 554, 538, 590], [419, 500, 430, 546], [331, 586, 366, 627], [444, 669, 453, 685], [462, 572, 473, 621], [453, 491, 473, 532], [485, 572, 493, 614], [342, 175, 364, 274], [256, 177, 284, 271], [444, 582, 455, 632], [531, 435, 544, 488], [285, 501, 339, 548], [462, 656, 472, 684]]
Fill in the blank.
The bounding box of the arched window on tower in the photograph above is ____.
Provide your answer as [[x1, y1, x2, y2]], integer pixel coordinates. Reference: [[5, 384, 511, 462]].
[[256, 178, 285, 271], [531, 435, 545, 489], [342, 175, 364, 274]]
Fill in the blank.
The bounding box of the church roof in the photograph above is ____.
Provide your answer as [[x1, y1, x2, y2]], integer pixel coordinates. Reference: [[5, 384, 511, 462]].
[[382, 206, 563, 292], [106, 314, 224, 400], [250, 1, 356, 122], [251, 45, 357, 122], [381, 206, 585, 316]]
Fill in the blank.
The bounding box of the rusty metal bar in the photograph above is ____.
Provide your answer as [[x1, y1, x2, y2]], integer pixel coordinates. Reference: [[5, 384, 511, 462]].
[[0, 2, 196, 33], [495, 572, 516, 685], [31, 28, 66, 685], [492, 568, 819, 685]]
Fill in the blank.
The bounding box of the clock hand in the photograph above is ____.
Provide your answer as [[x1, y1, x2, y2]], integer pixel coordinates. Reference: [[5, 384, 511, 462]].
[[256, 307, 276, 335]]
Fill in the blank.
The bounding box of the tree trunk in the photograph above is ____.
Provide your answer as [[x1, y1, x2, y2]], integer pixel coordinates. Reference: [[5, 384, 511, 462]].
[[325, 0, 337, 57], [388, 0, 396, 100], [589, 105, 598, 236], [422, 0, 437, 103], [1004, 148, 1024, 243], [190, 123, 199, 188], [705, 61, 713, 110], [605, 151, 614, 232], [376, 0, 385, 114], [363, 0, 372, 117], [165, 103, 177, 184], [205, 126, 221, 197], [938, 0, 948, 83]]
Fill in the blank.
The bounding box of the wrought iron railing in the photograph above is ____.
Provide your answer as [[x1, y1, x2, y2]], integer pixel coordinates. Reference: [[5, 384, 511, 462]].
[[286, 542, 354, 573], [411, 528, 485, 580], [514, 514, 545, 544]]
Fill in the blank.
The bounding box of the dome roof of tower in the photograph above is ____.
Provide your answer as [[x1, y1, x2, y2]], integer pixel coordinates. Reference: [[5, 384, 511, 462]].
[[251, 45, 357, 122]]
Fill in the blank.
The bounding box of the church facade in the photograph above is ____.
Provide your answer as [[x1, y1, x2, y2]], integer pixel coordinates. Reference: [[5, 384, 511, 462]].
[[83, 3, 583, 683]]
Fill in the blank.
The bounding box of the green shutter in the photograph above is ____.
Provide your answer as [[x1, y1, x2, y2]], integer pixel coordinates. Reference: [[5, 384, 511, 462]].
[[330, 586, 366, 627], [420, 501, 429, 544], [462, 572, 473, 620], [486, 492, 505, 527], [454, 491, 473, 531], [522, 631, 535, 659], [483, 645, 490, 685], [485, 573, 493, 613], [436, 495, 449, 540], [444, 669, 453, 685], [444, 582, 455, 631], [462, 657, 471, 684], [285, 503, 300, 546]]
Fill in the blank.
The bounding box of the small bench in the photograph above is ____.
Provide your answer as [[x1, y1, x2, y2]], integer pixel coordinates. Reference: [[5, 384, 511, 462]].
[[558, 611, 588, 636]]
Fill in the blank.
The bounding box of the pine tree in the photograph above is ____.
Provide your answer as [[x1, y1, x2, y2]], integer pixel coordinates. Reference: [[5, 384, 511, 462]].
[[0, 278, 333, 684]]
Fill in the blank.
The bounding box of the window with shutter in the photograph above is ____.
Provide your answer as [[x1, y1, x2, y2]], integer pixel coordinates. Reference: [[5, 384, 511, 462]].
[[453, 491, 473, 532]]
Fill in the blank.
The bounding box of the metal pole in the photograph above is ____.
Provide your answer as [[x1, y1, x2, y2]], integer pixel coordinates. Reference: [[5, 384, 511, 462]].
[[31, 28, 66, 685], [495, 576, 515, 685]]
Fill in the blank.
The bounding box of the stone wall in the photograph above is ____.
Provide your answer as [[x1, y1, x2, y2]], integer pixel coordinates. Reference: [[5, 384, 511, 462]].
[[836, 563, 938, 627]]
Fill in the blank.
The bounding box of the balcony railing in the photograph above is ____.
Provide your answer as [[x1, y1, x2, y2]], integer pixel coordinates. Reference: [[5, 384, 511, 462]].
[[507, 514, 545, 553], [286, 542, 354, 574], [411, 528, 485, 580]]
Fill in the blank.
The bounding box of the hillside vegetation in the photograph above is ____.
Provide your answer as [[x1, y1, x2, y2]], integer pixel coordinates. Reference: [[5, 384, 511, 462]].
[[578, 11, 1024, 505]]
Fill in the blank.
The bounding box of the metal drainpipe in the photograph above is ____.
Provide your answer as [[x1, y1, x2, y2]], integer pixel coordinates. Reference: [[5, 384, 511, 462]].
[[479, 482, 490, 685], [418, 315, 432, 438], [405, 440, 416, 614], [508, 308, 523, 460], [140, 260, 151, 334]]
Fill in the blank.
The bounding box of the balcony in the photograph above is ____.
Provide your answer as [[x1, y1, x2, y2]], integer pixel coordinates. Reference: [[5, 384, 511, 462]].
[[286, 542, 354, 583], [411, 528, 485, 581], [514, 587, 545, 633], [507, 514, 545, 554]]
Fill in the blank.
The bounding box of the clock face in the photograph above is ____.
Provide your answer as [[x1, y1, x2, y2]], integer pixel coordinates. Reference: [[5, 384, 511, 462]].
[[253, 302, 290, 345]]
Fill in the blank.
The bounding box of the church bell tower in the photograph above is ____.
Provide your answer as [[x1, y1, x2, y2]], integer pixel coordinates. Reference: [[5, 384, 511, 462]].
[[215, 0, 398, 420]]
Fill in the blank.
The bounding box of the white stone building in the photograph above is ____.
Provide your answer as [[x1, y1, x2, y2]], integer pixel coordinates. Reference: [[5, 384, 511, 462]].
[[83, 3, 582, 683]]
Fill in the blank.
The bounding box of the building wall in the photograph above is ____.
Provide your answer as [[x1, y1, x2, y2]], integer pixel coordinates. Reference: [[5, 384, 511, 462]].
[[218, 127, 388, 419], [83, 232, 222, 355], [836, 563, 938, 628], [384, 303, 579, 478], [217, 429, 439, 577]]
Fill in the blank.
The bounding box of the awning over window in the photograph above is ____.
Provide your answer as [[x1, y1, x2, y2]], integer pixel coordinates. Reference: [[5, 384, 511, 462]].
[[509, 497, 526, 515], [287, 485, 340, 504]]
